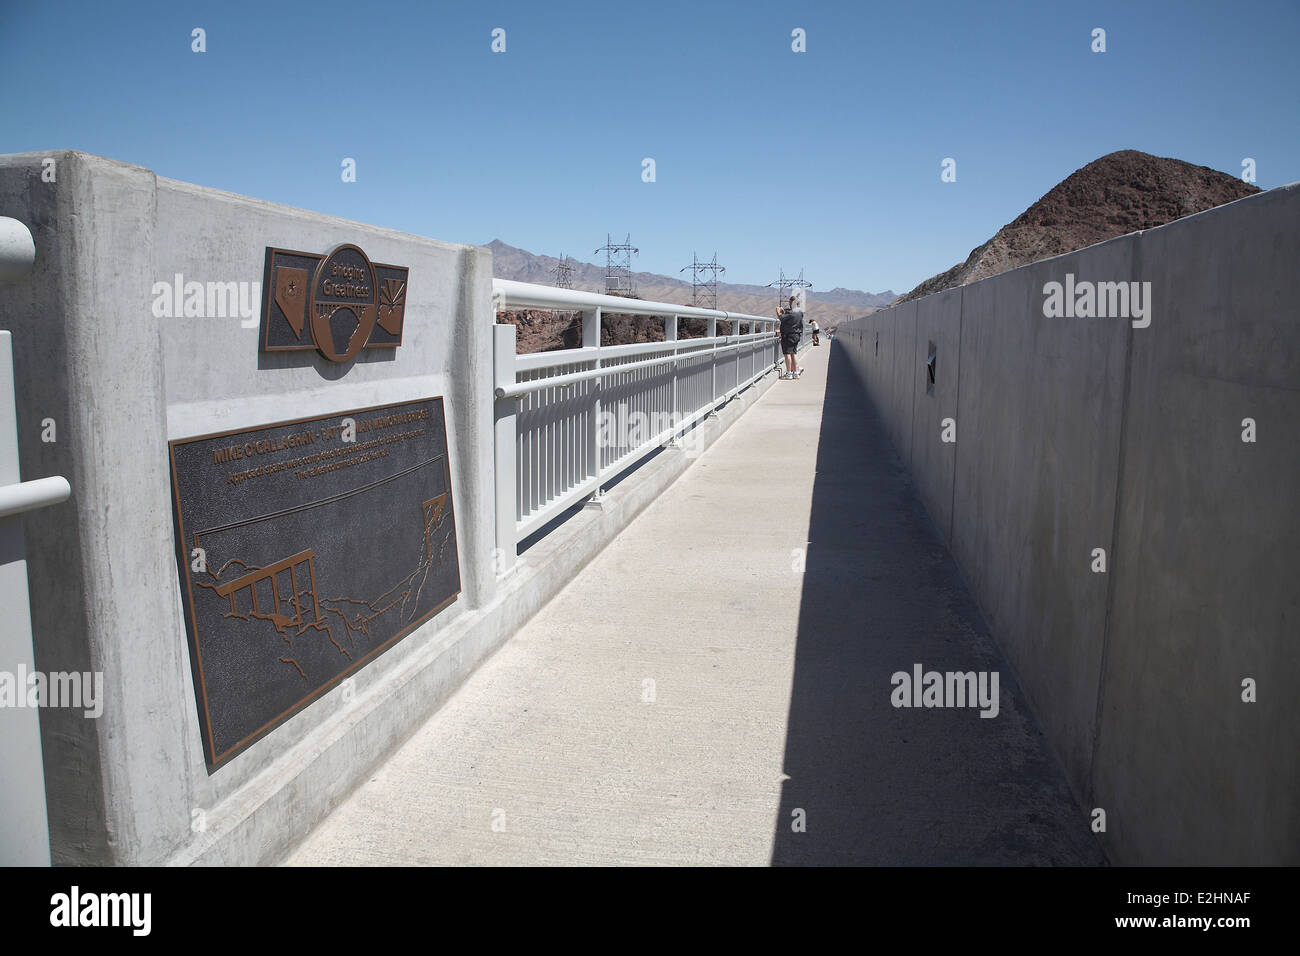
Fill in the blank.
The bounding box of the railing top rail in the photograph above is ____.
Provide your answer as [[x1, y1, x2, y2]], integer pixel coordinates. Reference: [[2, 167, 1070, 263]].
[[512, 332, 774, 373], [494, 335, 771, 400], [0, 475, 71, 520], [492, 278, 778, 326]]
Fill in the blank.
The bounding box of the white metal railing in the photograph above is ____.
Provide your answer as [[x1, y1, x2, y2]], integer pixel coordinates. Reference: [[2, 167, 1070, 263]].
[[2, 216, 62, 865], [0, 475, 71, 519], [492, 279, 798, 567]]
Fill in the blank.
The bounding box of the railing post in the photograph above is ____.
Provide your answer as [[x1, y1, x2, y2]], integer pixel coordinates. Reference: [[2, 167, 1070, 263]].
[[493, 323, 518, 573], [1, 317, 54, 862], [665, 314, 678, 444], [708, 316, 718, 412], [583, 308, 603, 499], [735, 320, 743, 394], [2, 216, 55, 866]]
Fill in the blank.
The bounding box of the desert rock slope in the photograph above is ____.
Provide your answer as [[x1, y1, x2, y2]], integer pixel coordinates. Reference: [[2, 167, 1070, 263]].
[[896, 150, 1260, 304]]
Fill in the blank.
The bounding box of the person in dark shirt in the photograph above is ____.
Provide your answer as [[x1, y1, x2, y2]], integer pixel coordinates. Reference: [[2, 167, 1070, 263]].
[[778, 296, 804, 379]]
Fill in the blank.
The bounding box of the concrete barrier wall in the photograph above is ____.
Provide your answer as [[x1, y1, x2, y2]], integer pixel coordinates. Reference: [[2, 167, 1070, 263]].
[[887, 300, 918, 465], [0, 151, 783, 865], [835, 183, 1300, 864], [951, 235, 1134, 805], [1094, 187, 1300, 865], [906, 286, 962, 544]]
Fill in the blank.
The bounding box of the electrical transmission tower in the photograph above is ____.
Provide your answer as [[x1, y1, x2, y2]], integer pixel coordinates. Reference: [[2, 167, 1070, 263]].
[[768, 267, 812, 310], [680, 252, 725, 309], [553, 254, 575, 290], [594, 233, 639, 297]]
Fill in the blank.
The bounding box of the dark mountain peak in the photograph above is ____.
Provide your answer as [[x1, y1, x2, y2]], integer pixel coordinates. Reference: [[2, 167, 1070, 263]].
[[897, 150, 1260, 304]]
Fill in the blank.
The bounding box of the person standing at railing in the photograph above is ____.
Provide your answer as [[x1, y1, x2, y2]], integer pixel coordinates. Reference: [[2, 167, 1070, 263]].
[[778, 295, 804, 379]]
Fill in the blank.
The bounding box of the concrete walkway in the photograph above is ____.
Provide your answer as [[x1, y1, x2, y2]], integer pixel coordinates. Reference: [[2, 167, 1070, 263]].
[[287, 343, 1105, 866]]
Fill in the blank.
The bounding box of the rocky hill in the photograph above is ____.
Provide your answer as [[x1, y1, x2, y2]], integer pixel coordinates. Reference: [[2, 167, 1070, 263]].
[[896, 150, 1260, 303]]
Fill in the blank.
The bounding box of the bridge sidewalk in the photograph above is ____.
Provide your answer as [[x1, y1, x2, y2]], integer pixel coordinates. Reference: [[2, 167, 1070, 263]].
[[287, 342, 1105, 866]]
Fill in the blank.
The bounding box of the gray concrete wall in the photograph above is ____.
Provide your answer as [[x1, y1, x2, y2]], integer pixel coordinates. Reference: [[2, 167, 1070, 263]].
[[950, 235, 1133, 805], [0, 150, 782, 865], [834, 183, 1300, 864], [882, 300, 915, 463], [1093, 185, 1300, 865], [906, 286, 962, 544]]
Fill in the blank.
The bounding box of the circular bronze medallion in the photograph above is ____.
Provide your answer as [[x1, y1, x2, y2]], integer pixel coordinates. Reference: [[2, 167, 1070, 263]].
[[308, 244, 378, 362]]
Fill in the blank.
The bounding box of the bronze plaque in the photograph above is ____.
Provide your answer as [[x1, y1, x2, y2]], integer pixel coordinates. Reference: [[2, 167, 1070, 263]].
[[261, 243, 408, 361], [168, 398, 459, 770]]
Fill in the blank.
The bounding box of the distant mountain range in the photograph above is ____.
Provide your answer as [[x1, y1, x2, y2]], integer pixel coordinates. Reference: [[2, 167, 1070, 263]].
[[486, 239, 897, 327], [895, 150, 1260, 303]]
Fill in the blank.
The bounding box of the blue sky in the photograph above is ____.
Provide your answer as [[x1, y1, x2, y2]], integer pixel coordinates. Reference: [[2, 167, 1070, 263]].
[[2, 0, 1297, 293]]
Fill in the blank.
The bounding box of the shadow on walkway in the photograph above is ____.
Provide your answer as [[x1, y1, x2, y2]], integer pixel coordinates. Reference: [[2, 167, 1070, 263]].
[[771, 346, 1106, 865]]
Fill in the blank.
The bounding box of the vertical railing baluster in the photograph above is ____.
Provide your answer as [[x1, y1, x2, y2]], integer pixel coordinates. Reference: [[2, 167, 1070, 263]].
[[667, 315, 677, 438], [708, 317, 718, 404], [493, 323, 518, 572], [583, 308, 601, 485]]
